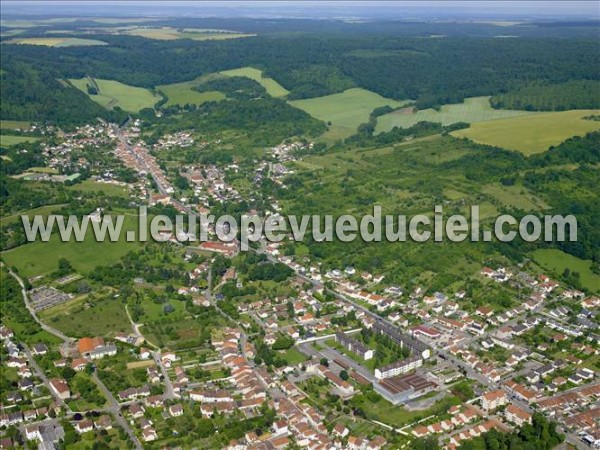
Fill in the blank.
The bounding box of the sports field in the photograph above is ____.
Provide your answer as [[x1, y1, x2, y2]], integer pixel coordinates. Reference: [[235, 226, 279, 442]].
[[220, 67, 289, 98], [451, 109, 600, 154], [290, 88, 407, 139], [532, 249, 600, 293], [157, 75, 226, 107], [375, 96, 535, 133], [69, 77, 160, 112], [5, 37, 108, 47], [0, 135, 40, 146]]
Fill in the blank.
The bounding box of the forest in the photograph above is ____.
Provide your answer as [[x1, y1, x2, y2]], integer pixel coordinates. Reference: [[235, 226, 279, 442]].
[[491, 80, 600, 111], [1, 21, 599, 125]]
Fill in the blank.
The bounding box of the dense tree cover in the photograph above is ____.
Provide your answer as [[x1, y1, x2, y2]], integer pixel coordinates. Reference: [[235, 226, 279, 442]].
[[0, 57, 127, 127], [277, 64, 355, 100], [340, 38, 599, 109], [247, 262, 294, 282], [89, 251, 187, 284], [0, 140, 45, 176], [0, 267, 45, 343], [254, 341, 287, 367], [2, 27, 598, 120], [530, 132, 600, 167], [446, 132, 600, 263], [345, 119, 469, 148], [280, 131, 600, 289], [192, 76, 267, 100], [154, 97, 326, 146], [491, 80, 600, 111]]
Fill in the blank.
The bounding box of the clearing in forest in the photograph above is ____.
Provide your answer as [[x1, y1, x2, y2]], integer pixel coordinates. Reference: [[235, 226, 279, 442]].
[[69, 77, 161, 112]]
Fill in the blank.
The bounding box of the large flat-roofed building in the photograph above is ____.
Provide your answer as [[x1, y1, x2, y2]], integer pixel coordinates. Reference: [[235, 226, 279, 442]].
[[373, 320, 430, 359], [374, 373, 437, 405], [375, 355, 423, 380], [335, 332, 374, 360]]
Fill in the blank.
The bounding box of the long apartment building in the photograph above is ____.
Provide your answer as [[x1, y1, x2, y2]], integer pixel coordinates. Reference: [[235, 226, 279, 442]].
[[375, 355, 423, 380], [335, 332, 374, 360], [373, 320, 431, 359]]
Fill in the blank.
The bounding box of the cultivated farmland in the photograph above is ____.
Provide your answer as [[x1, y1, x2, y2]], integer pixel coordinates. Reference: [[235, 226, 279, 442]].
[[451, 109, 600, 154], [5, 37, 108, 47], [290, 88, 407, 140], [69, 77, 160, 112], [375, 96, 535, 133], [121, 26, 255, 41], [220, 67, 289, 98]]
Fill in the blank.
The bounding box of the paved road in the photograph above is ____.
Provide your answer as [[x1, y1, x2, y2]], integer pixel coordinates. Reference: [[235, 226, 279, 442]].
[[125, 304, 159, 350], [3, 263, 72, 343], [92, 371, 143, 450], [153, 350, 175, 400], [115, 122, 589, 448], [22, 343, 71, 413]]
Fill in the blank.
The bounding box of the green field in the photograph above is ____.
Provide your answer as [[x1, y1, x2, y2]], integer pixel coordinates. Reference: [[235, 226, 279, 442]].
[[40, 296, 131, 338], [157, 75, 226, 107], [277, 347, 309, 365], [67, 179, 131, 197], [352, 391, 461, 428], [5, 37, 108, 47], [376, 96, 535, 133], [220, 67, 289, 98], [1, 212, 143, 278], [452, 109, 600, 154], [0, 120, 30, 130], [69, 77, 160, 112], [481, 183, 549, 211], [1, 204, 67, 226], [290, 88, 407, 140], [0, 135, 40, 146], [531, 249, 600, 293]]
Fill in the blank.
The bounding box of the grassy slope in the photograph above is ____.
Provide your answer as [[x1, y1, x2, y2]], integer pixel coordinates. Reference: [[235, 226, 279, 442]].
[[376, 96, 535, 133], [1, 211, 143, 278], [69, 77, 160, 112], [451, 109, 600, 154], [220, 67, 289, 98], [157, 75, 226, 107], [0, 120, 31, 129], [0, 135, 40, 146], [290, 88, 407, 140], [532, 249, 600, 293]]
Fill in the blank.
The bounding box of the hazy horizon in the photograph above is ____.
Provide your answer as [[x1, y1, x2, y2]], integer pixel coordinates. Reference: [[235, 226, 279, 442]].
[[1, 1, 599, 20]]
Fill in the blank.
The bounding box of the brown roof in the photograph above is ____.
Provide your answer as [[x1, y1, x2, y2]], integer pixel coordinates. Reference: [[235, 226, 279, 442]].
[[77, 337, 104, 354]]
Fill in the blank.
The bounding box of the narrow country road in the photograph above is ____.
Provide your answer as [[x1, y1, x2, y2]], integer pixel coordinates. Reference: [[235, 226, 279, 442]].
[[22, 343, 71, 413], [92, 371, 143, 450], [2, 262, 72, 343]]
